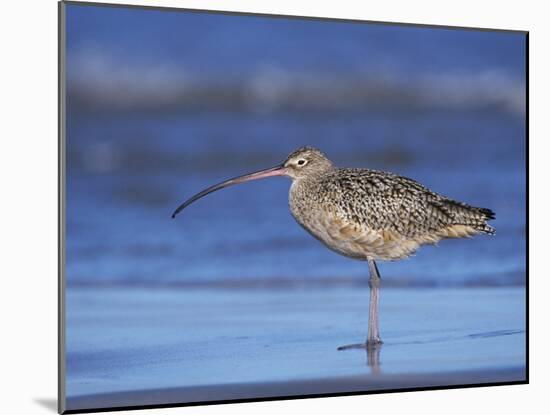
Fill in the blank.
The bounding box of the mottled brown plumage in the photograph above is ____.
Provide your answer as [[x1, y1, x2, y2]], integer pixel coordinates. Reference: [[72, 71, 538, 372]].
[[172, 145, 495, 347], [286, 146, 495, 261]]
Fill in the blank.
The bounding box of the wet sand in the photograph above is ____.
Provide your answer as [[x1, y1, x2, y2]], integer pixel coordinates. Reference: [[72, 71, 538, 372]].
[[65, 286, 526, 411]]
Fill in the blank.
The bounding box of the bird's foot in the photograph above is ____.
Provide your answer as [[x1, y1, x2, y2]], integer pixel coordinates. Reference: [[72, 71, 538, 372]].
[[368, 337, 383, 346]]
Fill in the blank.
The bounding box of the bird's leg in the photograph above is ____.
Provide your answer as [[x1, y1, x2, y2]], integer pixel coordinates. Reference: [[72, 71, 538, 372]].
[[367, 259, 382, 345], [337, 259, 383, 351]]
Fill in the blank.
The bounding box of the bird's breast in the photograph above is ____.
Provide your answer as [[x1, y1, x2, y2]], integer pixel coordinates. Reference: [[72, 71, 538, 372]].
[[288, 180, 420, 261]]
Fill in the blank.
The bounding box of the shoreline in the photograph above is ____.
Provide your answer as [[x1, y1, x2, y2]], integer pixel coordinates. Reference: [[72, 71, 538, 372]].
[[65, 277, 526, 291]]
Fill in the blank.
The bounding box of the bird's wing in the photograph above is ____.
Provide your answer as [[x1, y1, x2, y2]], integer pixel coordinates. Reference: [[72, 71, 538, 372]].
[[319, 169, 453, 239]]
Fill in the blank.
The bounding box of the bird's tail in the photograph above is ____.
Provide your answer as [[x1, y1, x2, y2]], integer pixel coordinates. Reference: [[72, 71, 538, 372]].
[[471, 207, 496, 235], [444, 200, 496, 235]]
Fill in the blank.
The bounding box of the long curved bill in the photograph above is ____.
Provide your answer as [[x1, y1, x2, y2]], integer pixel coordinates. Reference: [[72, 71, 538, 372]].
[[171, 164, 287, 219]]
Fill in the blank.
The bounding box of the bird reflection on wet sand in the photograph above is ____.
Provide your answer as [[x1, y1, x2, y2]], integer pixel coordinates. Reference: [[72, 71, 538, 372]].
[[338, 342, 382, 375]]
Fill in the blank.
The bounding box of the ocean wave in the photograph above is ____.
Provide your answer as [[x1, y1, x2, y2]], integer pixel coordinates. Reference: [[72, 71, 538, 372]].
[[67, 53, 525, 116]]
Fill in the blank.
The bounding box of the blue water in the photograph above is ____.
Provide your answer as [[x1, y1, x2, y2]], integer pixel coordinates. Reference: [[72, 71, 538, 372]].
[[65, 111, 526, 287], [66, 3, 525, 77]]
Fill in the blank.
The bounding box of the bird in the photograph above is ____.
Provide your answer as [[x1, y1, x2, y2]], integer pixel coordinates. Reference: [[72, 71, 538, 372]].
[[171, 146, 495, 348]]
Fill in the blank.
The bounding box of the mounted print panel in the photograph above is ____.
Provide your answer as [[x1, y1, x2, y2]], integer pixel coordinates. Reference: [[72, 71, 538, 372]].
[[59, 1, 527, 413]]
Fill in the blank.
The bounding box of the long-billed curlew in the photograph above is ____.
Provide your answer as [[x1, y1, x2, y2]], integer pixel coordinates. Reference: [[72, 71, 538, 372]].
[[172, 146, 495, 348]]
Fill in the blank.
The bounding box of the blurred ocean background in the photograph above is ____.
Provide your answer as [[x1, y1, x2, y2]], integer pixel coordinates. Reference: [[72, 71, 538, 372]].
[[65, 4, 526, 289], [63, 4, 527, 407]]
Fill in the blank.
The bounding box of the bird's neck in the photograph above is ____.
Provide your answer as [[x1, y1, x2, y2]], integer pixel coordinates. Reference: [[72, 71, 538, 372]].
[[289, 169, 327, 196]]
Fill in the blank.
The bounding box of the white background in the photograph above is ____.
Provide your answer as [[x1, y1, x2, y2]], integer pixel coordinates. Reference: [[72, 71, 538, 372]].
[[0, 0, 544, 414]]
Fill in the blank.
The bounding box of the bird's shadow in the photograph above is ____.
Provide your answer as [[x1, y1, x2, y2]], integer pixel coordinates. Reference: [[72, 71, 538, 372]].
[[34, 398, 57, 413]]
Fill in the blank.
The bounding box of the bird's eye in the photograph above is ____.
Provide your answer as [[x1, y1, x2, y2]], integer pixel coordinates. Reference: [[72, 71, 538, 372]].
[[297, 159, 306, 166]]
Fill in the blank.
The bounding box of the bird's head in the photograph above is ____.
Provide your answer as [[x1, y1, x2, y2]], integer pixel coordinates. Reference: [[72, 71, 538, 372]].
[[171, 146, 332, 219], [282, 146, 333, 180]]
